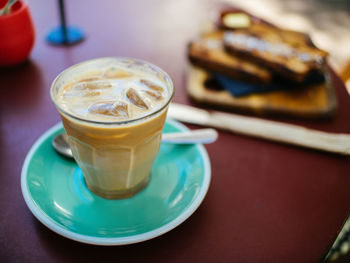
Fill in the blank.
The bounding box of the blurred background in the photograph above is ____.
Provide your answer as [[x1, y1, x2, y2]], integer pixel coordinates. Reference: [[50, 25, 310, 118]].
[[25, 0, 350, 93], [227, 0, 350, 93], [2, 0, 350, 262]]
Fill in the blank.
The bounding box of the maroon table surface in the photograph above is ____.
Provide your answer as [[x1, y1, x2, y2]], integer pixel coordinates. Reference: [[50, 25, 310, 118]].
[[1, 1, 350, 262]]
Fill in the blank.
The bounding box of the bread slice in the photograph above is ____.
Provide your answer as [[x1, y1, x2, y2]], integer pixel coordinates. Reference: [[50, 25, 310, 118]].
[[223, 23, 328, 82], [188, 30, 272, 84]]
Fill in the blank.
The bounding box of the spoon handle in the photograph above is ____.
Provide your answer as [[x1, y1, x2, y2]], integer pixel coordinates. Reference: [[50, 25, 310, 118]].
[[162, 128, 218, 144]]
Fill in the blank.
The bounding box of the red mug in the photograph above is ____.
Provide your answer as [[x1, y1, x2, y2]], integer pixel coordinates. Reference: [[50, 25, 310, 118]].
[[0, 0, 35, 66]]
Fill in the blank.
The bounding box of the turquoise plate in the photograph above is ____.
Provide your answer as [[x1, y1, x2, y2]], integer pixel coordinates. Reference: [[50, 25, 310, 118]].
[[21, 119, 211, 245]]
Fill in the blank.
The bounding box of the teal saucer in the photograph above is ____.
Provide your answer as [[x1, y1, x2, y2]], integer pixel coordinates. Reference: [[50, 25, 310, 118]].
[[21, 119, 211, 245]]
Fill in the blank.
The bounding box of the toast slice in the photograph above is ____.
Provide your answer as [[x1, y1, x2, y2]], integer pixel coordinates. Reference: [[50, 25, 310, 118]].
[[188, 30, 272, 84], [223, 23, 328, 82]]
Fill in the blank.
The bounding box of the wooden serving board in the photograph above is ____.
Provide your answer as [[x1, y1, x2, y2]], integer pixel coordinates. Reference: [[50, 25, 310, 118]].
[[187, 65, 338, 118]]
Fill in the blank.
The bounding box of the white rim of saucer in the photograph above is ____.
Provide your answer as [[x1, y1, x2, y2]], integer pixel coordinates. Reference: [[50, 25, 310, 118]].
[[21, 118, 211, 245]]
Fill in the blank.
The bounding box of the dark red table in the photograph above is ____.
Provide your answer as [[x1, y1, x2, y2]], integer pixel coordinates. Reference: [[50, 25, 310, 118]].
[[1, 1, 350, 262]]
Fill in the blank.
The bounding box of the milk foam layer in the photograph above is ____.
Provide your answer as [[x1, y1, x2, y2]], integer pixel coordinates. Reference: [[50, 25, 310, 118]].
[[54, 58, 171, 123]]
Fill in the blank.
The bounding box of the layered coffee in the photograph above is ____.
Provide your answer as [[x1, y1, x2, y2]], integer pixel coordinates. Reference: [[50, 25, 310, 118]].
[[51, 58, 174, 199]]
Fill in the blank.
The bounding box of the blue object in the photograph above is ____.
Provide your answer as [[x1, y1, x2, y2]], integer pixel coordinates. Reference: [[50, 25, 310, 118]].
[[214, 71, 325, 97], [215, 74, 283, 97], [47, 0, 84, 45], [46, 26, 85, 45]]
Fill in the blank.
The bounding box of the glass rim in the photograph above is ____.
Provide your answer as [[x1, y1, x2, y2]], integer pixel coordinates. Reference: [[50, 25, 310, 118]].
[[50, 57, 174, 126]]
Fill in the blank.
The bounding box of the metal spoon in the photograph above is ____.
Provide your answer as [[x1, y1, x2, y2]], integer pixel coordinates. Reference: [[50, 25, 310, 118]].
[[52, 128, 218, 159]]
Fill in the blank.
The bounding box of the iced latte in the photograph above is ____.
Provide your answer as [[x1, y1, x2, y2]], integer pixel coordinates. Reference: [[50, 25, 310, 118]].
[[51, 58, 174, 199]]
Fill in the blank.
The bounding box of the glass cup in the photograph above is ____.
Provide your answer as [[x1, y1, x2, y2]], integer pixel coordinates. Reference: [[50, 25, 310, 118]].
[[51, 57, 174, 199]]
